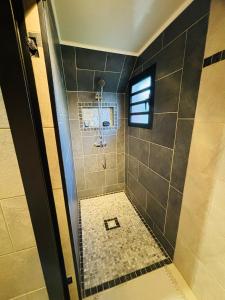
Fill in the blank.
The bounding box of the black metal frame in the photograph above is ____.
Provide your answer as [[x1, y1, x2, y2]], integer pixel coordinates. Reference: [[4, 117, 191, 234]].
[[0, 1, 69, 299], [128, 64, 156, 129]]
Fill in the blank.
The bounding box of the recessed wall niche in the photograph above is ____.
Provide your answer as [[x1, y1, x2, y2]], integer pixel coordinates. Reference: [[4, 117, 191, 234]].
[[78, 102, 118, 131]]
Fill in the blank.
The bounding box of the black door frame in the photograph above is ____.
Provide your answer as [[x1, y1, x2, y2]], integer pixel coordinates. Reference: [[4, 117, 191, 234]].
[[0, 1, 69, 299], [37, 1, 82, 298]]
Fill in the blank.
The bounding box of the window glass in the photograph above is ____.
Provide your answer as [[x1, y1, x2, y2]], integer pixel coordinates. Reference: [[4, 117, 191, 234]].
[[131, 77, 151, 94], [130, 103, 149, 113], [131, 90, 150, 104], [130, 114, 149, 124]]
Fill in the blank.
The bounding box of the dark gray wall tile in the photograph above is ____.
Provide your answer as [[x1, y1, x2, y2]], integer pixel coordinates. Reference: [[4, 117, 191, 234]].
[[165, 187, 183, 247], [86, 171, 105, 189], [153, 225, 174, 258], [128, 126, 139, 138], [128, 173, 147, 208], [106, 53, 125, 72], [105, 169, 117, 185], [61, 45, 77, 90], [94, 71, 120, 92], [77, 91, 95, 102], [154, 70, 182, 113], [171, 120, 194, 192], [179, 16, 208, 118], [78, 187, 103, 199], [77, 69, 94, 91], [118, 94, 125, 118], [156, 34, 186, 79], [117, 154, 125, 183], [139, 128, 151, 142], [128, 155, 139, 179], [146, 192, 166, 232], [129, 137, 149, 166], [132, 66, 143, 78], [76, 47, 106, 70], [139, 164, 169, 208], [163, 0, 210, 46], [117, 56, 136, 92], [135, 34, 163, 67], [151, 113, 177, 149], [123, 0, 209, 258], [103, 183, 125, 194], [149, 144, 173, 180], [67, 92, 79, 120]]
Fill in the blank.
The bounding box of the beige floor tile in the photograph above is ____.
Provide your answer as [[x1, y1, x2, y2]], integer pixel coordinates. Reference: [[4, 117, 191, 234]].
[[86, 264, 196, 300]]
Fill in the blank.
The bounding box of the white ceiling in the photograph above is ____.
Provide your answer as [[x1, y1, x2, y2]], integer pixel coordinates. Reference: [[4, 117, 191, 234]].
[[52, 0, 193, 56]]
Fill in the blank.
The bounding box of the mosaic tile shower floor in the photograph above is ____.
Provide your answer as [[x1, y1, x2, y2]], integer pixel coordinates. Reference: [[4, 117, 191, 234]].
[[80, 192, 168, 294]]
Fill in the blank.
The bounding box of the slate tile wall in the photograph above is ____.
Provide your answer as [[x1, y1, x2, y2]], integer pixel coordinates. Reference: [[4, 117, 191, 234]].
[[67, 91, 126, 199], [61, 46, 136, 199], [61, 46, 136, 93], [125, 0, 210, 258]]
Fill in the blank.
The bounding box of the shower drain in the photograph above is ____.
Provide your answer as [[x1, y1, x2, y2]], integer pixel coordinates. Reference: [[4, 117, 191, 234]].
[[104, 217, 120, 231]]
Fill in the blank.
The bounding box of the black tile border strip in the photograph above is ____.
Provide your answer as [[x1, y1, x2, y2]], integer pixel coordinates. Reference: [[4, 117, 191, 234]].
[[77, 192, 172, 299], [203, 50, 225, 68]]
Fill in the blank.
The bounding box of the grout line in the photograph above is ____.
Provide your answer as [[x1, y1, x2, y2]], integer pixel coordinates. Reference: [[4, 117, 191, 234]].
[[154, 112, 178, 115], [164, 31, 188, 234], [163, 185, 171, 234], [74, 49, 79, 91], [137, 157, 170, 183], [116, 55, 126, 92], [0, 203, 14, 251], [104, 53, 108, 71], [156, 68, 183, 81], [92, 71, 95, 91], [11, 287, 47, 300], [0, 245, 37, 258], [129, 56, 138, 81], [170, 184, 183, 195], [76, 67, 120, 74], [129, 134, 173, 151], [0, 194, 26, 201], [147, 140, 151, 167]]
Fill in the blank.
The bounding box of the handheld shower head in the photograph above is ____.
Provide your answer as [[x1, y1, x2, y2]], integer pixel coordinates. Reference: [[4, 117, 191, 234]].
[[98, 79, 105, 89]]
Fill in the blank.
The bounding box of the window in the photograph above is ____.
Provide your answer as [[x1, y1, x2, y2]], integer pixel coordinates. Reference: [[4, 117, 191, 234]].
[[128, 65, 156, 128]]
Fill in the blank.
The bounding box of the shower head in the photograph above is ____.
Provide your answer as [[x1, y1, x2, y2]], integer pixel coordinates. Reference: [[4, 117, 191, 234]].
[[98, 79, 105, 88]]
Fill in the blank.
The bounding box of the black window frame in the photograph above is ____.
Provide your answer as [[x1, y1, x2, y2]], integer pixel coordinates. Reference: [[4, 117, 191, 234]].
[[128, 64, 156, 129]]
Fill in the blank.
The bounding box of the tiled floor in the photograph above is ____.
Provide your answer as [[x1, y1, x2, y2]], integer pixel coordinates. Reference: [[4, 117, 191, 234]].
[[80, 192, 170, 296], [86, 264, 197, 300]]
